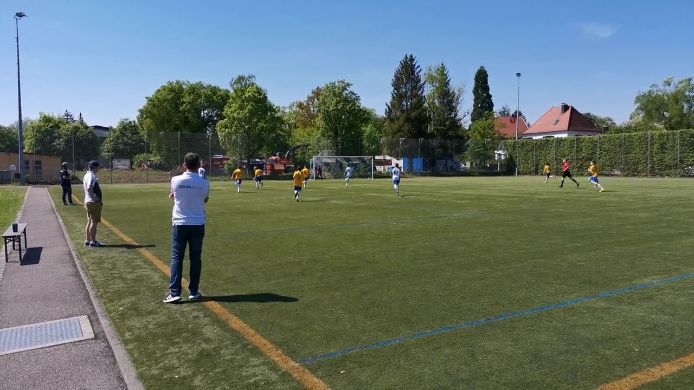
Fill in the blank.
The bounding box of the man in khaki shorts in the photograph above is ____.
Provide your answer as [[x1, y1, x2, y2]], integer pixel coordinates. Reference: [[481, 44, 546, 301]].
[[83, 160, 104, 247]]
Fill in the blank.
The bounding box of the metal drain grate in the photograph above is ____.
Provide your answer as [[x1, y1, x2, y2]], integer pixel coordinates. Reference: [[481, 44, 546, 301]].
[[0, 316, 94, 355]]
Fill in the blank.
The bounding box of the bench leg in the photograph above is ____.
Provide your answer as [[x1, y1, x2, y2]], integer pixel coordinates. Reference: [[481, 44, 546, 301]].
[[18, 238, 22, 262], [23, 230, 27, 250], [4, 239, 7, 263]]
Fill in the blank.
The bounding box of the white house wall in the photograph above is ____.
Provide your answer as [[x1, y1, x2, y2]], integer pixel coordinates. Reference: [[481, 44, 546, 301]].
[[525, 131, 600, 139]]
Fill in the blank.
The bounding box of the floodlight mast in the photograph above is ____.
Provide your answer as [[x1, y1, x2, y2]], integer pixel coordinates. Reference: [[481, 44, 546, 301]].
[[515, 72, 521, 177], [15, 11, 27, 184]]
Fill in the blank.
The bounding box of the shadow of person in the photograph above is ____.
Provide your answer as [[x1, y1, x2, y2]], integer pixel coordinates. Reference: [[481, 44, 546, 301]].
[[186, 292, 299, 304]]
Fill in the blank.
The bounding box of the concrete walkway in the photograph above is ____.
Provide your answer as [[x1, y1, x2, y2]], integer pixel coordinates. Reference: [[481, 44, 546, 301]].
[[0, 186, 141, 390]]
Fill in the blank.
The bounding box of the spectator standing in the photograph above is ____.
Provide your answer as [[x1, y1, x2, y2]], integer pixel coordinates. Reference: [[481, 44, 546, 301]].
[[59, 162, 73, 205], [83, 160, 104, 247], [164, 152, 210, 303]]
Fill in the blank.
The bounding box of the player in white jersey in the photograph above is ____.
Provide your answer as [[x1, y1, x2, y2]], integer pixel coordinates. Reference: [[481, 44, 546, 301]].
[[344, 165, 352, 188], [198, 166, 207, 179], [392, 163, 402, 196]]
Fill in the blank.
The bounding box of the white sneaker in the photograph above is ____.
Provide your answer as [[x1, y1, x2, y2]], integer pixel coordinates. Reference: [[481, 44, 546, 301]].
[[163, 294, 181, 304]]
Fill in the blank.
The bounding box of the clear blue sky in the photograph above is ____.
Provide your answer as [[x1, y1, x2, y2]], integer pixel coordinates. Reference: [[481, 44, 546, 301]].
[[2, 0, 693, 128]]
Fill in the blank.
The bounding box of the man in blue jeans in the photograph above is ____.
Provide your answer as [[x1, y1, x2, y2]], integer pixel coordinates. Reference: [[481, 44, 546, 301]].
[[163, 152, 210, 304]]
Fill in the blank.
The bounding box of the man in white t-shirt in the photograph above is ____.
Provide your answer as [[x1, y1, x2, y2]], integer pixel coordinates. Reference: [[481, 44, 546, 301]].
[[164, 152, 210, 304], [392, 163, 402, 196], [198, 164, 207, 179], [83, 160, 104, 247]]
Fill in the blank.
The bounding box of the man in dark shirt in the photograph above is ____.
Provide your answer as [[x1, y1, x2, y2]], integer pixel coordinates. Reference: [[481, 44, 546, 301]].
[[59, 162, 73, 205]]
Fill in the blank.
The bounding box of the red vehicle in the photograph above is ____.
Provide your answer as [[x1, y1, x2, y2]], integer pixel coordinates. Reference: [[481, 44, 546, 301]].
[[265, 155, 291, 174], [210, 155, 230, 174], [265, 144, 309, 174]]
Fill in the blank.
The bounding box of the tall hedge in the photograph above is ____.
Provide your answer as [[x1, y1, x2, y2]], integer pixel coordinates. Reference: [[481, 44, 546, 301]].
[[502, 129, 694, 176]]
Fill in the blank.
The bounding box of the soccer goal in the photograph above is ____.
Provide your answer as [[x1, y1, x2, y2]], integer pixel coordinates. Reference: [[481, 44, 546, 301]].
[[311, 156, 374, 180]]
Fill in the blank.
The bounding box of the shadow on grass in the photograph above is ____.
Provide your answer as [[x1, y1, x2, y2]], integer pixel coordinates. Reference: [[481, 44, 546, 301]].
[[103, 244, 156, 249], [183, 293, 299, 304]]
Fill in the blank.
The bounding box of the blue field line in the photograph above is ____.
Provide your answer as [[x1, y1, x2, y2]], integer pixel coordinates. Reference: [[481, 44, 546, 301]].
[[298, 273, 694, 365]]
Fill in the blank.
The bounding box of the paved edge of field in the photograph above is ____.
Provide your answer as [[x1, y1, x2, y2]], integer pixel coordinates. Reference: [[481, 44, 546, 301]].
[[0, 186, 142, 390]]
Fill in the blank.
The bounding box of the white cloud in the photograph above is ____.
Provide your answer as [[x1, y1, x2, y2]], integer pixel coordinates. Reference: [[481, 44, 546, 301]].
[[575, 23, 616, 40]]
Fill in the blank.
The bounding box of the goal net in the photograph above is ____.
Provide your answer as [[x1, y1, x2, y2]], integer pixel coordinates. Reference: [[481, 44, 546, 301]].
[[311, 156, 374, 180]]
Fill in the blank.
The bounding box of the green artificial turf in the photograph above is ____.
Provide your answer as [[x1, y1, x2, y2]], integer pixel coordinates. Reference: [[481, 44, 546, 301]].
[[51, 176, 694, 389]]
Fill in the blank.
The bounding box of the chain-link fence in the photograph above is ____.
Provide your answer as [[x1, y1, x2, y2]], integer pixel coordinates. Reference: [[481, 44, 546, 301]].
[[380, 138, 468, 175], [92, 132, 228, 183], [14, 129, 694, 184]]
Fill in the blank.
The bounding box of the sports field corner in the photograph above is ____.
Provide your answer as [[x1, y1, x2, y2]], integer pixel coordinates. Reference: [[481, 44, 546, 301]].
[[49, 176, 694, 389]]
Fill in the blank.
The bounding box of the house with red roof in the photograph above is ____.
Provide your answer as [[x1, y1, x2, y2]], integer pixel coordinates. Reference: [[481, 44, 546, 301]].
[[495, 116, 529, 139], [523, 104, 601, 139]]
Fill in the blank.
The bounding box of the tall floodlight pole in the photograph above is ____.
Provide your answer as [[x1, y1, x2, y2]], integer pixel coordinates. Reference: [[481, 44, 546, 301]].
[[15, 12, 27, 185], [515, 72, 521, 176]]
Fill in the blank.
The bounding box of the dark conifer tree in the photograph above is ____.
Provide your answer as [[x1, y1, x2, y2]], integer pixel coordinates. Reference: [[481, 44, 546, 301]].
[[384, 54, 428, 138], [425, 63, 463, 139], [471, 66, 494, 123]]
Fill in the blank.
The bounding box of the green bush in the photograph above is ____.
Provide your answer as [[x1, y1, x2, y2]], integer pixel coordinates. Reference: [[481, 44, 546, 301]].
[[503, 130, 694, 176]]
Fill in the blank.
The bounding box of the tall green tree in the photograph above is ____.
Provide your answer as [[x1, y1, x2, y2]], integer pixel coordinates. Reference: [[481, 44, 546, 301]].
[[631, 77, 694, 130], [362, 110, 385, 157], [424, 63, 463, 139], [217, 76, 287, 169], [24, 113, 68, 155], [138, 81, 230, 133], [62, 122, 100, 167], [317, 80, 368, 155], [471, 66, 494, 124], [384, 54, 428, 139], [137, 81, 230, 167], [284, 90, 323, 164], [465, 112, 499, 167], [583, 112, 616, 132], [102, 119, 145, 160], [287, 87, 321, 130], [24, 113, 98, 165], [0, 125, 18, 152]]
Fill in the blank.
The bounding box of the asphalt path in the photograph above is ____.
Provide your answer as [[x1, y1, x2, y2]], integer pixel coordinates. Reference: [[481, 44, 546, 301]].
[[0, 186, 141, 390]]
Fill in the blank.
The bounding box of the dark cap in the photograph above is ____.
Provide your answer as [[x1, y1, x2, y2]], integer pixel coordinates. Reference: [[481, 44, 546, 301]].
[[61, 162, 68, 167], [88, 160, 100, 168]]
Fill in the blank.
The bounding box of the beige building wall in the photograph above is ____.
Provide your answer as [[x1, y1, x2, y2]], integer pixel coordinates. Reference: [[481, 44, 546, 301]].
[[0, 152, 63, 183]]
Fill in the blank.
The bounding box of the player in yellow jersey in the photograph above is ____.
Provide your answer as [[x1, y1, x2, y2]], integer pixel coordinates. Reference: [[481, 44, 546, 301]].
[[254, 166, 264, 189], [301, 165, 310, 188], [231, 166, 244, 193], [292, 167, 303, 201], [543, 162, 551, 183], [588, 160, 605, 192]]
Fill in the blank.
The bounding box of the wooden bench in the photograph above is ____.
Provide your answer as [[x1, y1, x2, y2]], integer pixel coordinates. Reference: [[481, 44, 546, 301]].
[[3, 223, 28, 262]]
